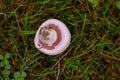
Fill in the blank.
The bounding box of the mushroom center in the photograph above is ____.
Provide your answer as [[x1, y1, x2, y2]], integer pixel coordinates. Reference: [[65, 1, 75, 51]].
[[39, 26, 57, 46]]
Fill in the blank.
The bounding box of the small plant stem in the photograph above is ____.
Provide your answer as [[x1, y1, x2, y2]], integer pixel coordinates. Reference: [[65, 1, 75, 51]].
[[14, 11, 27, 46]]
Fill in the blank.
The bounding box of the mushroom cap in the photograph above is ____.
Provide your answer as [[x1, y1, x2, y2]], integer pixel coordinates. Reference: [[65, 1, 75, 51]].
[[34, 19, 71, 55]]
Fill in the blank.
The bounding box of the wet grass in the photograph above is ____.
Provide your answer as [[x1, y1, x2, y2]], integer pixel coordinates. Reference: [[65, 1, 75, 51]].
[[0, 0, 120, 80]]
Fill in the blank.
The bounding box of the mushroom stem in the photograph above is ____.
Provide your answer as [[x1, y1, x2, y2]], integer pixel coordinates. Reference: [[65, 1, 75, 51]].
[[39, 25, 58, 46]]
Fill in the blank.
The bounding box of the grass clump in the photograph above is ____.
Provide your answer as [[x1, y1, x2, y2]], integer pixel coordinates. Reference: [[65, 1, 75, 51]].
[[0, 0, 120, 80]]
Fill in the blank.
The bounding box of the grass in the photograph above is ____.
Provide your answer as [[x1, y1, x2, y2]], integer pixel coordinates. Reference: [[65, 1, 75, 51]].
[[0, 0, 120, 80]]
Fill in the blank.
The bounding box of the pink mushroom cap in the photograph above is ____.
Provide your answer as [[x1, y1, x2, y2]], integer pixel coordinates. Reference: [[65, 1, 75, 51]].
[[34, 19, 71, 55]]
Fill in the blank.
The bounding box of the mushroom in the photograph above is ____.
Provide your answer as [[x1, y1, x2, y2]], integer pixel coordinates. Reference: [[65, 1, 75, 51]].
[[34, 19, 71, 55]]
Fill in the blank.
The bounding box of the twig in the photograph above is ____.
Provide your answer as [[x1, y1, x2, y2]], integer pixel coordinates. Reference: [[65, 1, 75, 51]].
[[14, 11, 26, 46], [52, 51, 69, 68], [100, 53, 120, 62], [22, 59, 29, 68], [52, 45, 74, 68], [0, 12, 7, 16], [56, 61, 60, 80], [14, 11, 22, 32]]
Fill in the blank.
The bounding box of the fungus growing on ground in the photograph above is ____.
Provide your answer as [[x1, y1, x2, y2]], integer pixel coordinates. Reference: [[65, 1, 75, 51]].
[[34, 19, 71, 55]]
